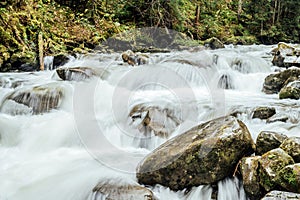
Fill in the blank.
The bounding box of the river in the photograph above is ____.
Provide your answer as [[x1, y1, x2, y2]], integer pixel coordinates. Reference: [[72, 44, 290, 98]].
[[0, 44, 299, 200]]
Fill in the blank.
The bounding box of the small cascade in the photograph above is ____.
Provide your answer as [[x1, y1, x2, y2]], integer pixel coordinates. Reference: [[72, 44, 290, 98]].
[[0, 83, 65, 115], [217, 73, 234, 89], [217, 177, 247, 200], [44, 56, 54, 70]]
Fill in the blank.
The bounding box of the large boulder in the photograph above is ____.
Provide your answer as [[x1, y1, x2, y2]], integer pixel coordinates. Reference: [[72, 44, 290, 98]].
[[0, 83, 64, 114], [262, 68, 300, 94], [129, 104, 181, 138], [258, 148, 294, 192], [252, 107, 276, 120], [239, 156, 263, 200], [256, 131, 287, 155], [92, 181, 155, 200], [261, 190, 300, 200], [279, 81, 300, 100], [56, 66, 110, 81], [136, 116, 255, 190], [280, 137, 300, 162], [276, 164, 300, 193]]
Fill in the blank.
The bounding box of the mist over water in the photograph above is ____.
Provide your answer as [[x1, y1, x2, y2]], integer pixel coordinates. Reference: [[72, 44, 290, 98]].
[[1, 44, 300, 200]]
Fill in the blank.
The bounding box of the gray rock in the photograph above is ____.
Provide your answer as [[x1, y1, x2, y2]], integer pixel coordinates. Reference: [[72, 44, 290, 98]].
[[276, 163, 300, 193], [261, 190, 300, 200], [136, 116, 255, 190], [56, 66, 110, 81]]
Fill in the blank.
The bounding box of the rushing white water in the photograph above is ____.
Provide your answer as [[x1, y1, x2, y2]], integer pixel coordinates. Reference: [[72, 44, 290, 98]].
[[1, 44, 300, 200]]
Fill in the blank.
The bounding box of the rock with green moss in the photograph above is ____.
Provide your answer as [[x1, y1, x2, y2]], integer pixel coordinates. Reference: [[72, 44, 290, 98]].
[[279, 81, 300, 100], [262, 68, 300, 94], [204, 37, 224, 49], [275, 164, 300, 193], [256, 131, 287, 155], [258, 148, 294, 192], [92, 180, 155, 200], [240, 156, 263, 200], [261, 190, 300, 200], [280, 137, 300, 162], [136, 116, 255, 190]]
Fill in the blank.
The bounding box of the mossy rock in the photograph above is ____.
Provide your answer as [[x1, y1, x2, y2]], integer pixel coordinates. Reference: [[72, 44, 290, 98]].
[[279, 82, 300, 100], [204, 37, 224, 49], [256, 131, 287, 155], [275, 164, 300, 193], [258, 148, 294, 192], [280, 137, 300, 162], [240, 156, 263, 200], [136, 116, 255, 190]]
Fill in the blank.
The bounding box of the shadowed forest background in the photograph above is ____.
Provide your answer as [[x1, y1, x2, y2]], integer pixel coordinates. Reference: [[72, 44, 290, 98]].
[[0, 0, 299, 71]]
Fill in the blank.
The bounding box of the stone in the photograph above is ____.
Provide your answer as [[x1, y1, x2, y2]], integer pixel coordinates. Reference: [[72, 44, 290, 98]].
[[56, 66, 110, 81], [53, 54, 70, 69], [262, 68, 300, 94], [121, 50, 149, 66], [256, 131, 288, 155], [252, 107, 276, 120], [204, 37, 225, 49], [279, 81, 300, 100], [136, 116, 255, 190], [258, 148, 294, 192], [276, 164, 300, 193], [280, 137, 300, 162], [129, 104, 181, 138], [1, 83, 64, 114], [92, 181, 155, 200], [240, 156, 263, 200], [266, 114, 289, 123], [261, 190, 300, 200]]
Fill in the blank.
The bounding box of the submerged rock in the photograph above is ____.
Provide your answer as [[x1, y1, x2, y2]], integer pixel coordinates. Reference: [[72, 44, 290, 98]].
[[129, 104, 181, 138], [217, 74, 234, 89], [1, 83, 64, 114], [256, 131, 287, 155], [121, 50, 148, 66], [276, 164, 300, 193], [56, 66, 110, 81], [252, 107, 276, 120], [262, 68, 300, 94], [279, 81, 300, 100], [266, 114, 289, 123], [280, 137, 300, 162], [92, 181, 155, 200], [258, 148, 294, 192], [240, 156, 263, 200], [136, 116, 255, 190], [261, 190, 300, 200]]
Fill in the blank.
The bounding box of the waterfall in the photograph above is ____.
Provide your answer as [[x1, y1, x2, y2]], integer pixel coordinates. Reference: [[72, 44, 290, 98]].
[[1, 45, 299, 200]]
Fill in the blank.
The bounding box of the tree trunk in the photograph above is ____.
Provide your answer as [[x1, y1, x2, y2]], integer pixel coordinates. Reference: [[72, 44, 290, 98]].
[[195, 5, 200, 25], [238, 0, 243, 23]]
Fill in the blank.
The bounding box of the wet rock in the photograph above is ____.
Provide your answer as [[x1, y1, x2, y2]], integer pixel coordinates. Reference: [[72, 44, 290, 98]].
[[1, 83, 64, 114], [279, 81, 300, 100], [121, 50, 148, 66], [262, 68, 300, 94], [136, 116, 255, 190], [252, 107, 276, 120], [271, 42, 295, 57], [276, 164, 300, 193], [240, 156, 263, 200], [204, 37, 224, 49], [258, 148, 294, 192], [9, 51, 37, 72], [56, 66, 110, 81], [217, 74, 234, 89], [266, 114, 289, 123], [129, 104, 181, 138], [53, 54, 70, 69], [272, 51, 285, 67], [92, 181, 155, 200], [280, 137, 300, 162], [261, 190, 300, 200], [256, 131, 288, 155]]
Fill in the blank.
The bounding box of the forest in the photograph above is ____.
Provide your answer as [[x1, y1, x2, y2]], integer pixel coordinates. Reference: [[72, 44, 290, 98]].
[[0, 0, 300, 71]]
